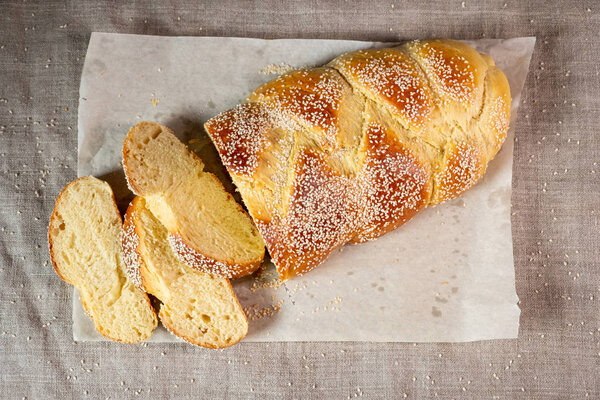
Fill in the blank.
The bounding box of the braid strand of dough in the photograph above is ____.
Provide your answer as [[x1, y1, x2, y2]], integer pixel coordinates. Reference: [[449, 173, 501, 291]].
[[205, 39, 511, 280]]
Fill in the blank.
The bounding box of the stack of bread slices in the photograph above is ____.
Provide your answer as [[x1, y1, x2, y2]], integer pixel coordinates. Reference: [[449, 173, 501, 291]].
[[49, 122, 265, 347]]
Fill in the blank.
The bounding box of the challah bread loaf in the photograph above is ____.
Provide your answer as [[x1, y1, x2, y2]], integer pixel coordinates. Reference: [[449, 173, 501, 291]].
[[122, 197, 248, 348], [204, 39, 511, 280], [48, 176, 157, 343], [122, 121, 265, 279]]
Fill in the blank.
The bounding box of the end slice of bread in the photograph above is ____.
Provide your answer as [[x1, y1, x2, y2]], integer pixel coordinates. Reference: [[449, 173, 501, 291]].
[[122, 121, 265, 279], [48, 176, 158, 343], [123, 196, 249, 348]]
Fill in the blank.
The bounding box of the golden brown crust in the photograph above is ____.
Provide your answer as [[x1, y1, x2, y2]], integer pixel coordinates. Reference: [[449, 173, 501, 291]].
[[203, 103, 296, 224], [430, 141, 486, 205], [480, 66, 512, 156], [205, 39, 511, 280], [204, 103, 273, 177], [248, 68, 343, 150], [331, 47, 435, 129], [353, 121, 432, 242], [248, 67, 363, 152], [256, 149, 357, 279], [407, 39, 487, 109]]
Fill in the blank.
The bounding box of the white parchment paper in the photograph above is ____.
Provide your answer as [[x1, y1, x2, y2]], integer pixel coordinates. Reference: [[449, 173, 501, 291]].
[[74, 33, 535, 342]]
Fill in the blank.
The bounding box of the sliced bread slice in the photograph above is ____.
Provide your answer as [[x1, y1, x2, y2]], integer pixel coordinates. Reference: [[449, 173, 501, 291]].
[[122, 121, 265, 279], [122, 196, 249, 348], [48, 176, 158, 343]]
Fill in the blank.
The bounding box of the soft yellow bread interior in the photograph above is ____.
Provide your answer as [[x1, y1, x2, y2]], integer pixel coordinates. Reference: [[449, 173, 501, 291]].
[[144, 171, 265, 264], [123, 121, 265, 270], [131, 197, 248, 348], [123, 121, 202, 194], [48, 177, 157, 343]]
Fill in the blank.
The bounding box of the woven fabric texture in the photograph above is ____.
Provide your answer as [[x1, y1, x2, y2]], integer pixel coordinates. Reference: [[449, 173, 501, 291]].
[[0, 1, 598, 398]]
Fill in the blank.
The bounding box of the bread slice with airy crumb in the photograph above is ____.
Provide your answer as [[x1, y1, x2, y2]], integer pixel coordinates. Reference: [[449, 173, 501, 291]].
[[122, 121, 265, 279], [48, 176, 158, 343], [123, 196, 248, 348]]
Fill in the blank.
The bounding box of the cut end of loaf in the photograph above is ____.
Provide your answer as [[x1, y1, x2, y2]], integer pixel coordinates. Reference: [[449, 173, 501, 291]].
[[48, 177, 157, 343]]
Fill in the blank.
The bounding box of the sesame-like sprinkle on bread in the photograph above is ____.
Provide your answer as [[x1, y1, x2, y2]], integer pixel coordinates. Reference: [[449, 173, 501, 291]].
[[205, 39, 511, 279]]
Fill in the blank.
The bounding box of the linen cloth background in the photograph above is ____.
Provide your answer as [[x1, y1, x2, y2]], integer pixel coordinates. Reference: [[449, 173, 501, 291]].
[[1, 1, 598, 399]]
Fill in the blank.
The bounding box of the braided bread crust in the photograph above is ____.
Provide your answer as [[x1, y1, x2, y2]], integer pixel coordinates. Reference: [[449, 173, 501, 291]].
[[205, 39, 511, 280]]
